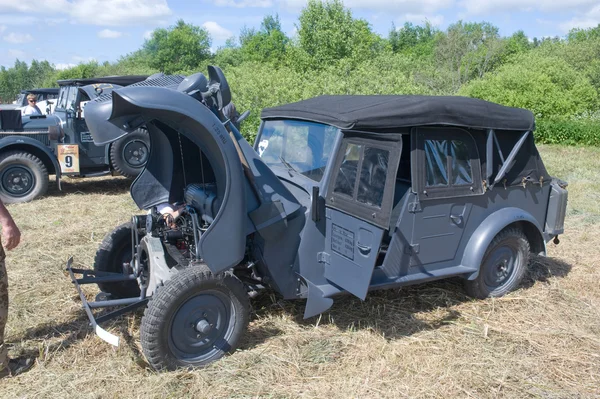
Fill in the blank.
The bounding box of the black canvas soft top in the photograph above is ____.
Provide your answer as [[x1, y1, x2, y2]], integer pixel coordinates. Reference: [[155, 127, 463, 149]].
[[261, 95, 535, 132], [57, 75, 148, 87]]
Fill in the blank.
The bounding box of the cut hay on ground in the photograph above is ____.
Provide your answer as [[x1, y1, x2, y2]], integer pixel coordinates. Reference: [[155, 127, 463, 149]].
[[1, 145, 599, 398]]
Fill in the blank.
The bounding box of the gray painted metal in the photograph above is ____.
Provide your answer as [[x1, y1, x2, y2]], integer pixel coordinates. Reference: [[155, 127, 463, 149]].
[[324, 207, 384, 299], [107, 86, 247, 273], [460, 206, 545, 280]]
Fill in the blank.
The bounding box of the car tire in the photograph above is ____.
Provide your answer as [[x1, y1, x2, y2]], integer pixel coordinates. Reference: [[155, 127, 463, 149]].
[[464, 227, 530, 299], [140, 267, 250, 371], [93, 222, 141, 298], [109, 129, 150, 178], [0, 151, 49, 204]]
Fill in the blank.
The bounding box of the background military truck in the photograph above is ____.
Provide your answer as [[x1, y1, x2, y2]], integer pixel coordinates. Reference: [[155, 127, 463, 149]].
[[0, 74, 183, 203]]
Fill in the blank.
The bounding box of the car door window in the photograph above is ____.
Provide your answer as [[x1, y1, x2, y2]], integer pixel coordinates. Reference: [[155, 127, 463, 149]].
[[57, 88, 69, 109], [328, 137, 401, 229], [333, 143, 361, 198], [415, 127, 482, 199], [357, 147, 389, 208], [66, 86, 77, 111]]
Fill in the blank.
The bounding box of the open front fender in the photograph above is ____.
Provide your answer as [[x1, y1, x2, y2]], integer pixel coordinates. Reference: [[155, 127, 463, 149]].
[[98, 87, 247, 273], [462, 207, 545, 280]]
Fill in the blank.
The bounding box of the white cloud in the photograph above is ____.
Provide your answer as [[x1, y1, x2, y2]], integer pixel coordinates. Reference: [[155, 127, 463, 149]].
[[70, 0, 171, 26], [45, 18, 67, 26], [0, 0, 172, 27], [559, 4, 600, 32], [0, 25, 5, 33], [3, 32, 33, 44], [279, 0, 453, 13], [143, 30, 154, 40], [401, 13, 445, 26], [0, 0, 69, 14], [214, 0, 272, 7], [7, 49, 26, 58], [202, 21, 233, 41], [97, 29, 123, 39], [459, 0, 598, 15], [55, 62, 76, 70]]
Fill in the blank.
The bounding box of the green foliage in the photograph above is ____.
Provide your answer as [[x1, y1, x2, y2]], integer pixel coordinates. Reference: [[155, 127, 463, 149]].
[[0, 60, 57, 102], [389, 22, 438, 58], [536, 117, 600, 146], [459, 52, 598, 118], [239, 15, 288, 63], [143, 20, 211, 74], [1, 13, 600, 147], [296, 0, 382, 68], [436, 21, 506, 91]]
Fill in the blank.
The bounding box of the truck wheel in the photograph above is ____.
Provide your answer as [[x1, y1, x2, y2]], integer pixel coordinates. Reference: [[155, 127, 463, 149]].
[[140, 267, 249, 371], [464, 227, 530, 299], [110, 129, 150, 178], [0, 151, 49, 204], [93, 222, 141, 298]]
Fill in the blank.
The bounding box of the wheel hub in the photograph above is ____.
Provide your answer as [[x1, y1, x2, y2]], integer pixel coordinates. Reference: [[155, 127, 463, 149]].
[[1, 166, 34, 196], [122, 140, 149, 168], [195, 319, 212, 335], [483, 246, 517, 288], [169, 291, 235, 362]]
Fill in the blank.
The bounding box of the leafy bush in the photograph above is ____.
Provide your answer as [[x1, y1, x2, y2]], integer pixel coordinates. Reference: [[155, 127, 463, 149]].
[[536, 118, 600, 146], [459, 52, 598, 119]]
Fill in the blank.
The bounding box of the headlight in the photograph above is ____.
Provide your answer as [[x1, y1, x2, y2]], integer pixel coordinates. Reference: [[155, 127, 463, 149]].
[[48, 124, 64, 141]]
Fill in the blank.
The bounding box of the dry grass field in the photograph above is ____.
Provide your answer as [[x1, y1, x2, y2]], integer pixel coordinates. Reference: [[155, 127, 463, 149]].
[[0, 144, 599, 398]]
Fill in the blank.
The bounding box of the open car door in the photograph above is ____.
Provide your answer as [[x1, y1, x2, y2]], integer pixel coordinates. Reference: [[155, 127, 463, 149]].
[[323, 136, 401, 299]]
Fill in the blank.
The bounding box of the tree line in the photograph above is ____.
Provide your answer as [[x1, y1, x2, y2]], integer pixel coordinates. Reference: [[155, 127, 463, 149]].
[[1, 0, 599, 145]]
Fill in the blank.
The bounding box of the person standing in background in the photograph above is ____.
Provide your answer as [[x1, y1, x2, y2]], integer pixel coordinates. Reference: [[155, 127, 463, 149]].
[[22, 94, 42, 116]]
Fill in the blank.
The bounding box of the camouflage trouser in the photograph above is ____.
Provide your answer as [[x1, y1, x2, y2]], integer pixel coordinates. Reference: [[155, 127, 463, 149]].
[[0, 256, 7, 371]]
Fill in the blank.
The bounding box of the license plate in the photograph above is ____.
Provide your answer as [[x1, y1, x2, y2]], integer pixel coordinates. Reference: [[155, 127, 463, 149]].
[[57, 144, 80, 174]]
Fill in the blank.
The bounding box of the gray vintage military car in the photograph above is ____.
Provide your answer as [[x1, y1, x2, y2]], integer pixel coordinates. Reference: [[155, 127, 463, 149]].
[[67, 66, 567, 371]]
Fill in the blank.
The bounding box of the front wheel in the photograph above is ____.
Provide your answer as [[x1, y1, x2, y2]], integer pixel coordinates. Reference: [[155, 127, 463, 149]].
[[464, 227, 530, 299], [140, 267, 250, 371], [0, 151, 49, 203]]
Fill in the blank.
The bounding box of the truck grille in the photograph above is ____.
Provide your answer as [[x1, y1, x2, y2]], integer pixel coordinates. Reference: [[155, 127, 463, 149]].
[[0, 131, 50, 146]]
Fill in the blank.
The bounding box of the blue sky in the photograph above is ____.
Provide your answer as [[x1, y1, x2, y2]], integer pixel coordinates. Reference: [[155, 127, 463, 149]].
[[0, 0, 599, 69]]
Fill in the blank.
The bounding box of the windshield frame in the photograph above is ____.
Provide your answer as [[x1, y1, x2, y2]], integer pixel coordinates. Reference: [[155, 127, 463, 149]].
[[255, 118, 340, 183]]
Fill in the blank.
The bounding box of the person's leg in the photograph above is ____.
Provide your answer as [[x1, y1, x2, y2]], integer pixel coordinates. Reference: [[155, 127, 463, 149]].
[[0, 257, 8, 375]]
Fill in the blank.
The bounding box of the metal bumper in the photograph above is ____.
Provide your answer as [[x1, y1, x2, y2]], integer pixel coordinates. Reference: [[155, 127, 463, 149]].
[[66, 257, 148, 346]]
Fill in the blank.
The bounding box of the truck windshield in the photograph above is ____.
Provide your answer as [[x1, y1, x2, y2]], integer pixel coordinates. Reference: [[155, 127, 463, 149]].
[[258, 119, 338, 182]]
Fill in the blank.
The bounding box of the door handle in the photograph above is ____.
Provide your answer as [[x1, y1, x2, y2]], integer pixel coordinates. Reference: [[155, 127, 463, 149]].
[[357, 243, 371, 255], [450, 214, 463, 224]]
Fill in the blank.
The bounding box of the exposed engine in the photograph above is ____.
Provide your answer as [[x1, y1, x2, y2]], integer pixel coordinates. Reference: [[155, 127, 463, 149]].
[[140, 183, 221, 268]]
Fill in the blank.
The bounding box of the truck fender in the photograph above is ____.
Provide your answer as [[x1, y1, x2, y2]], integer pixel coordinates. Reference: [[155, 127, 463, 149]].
[[462, 207, 546, 280], [0, 136, 62, 189]]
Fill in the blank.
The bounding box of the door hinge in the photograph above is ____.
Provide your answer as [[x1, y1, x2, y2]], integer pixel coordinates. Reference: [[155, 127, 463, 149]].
[[317, 252, 330, 265], [404, 244, 420, 255], [408, 202, 422, 213]]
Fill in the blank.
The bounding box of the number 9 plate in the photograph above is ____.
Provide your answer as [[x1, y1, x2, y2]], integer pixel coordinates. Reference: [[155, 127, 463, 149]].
[[57, 144, 80, 174]]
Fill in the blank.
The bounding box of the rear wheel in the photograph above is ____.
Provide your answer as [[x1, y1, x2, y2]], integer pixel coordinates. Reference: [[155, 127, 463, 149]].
[[0, 151, 48, 203], [110, 129, 150, 178], [140, 267, 250, 371], [464, 227, 530, 299], [93, 222, 141, 298]]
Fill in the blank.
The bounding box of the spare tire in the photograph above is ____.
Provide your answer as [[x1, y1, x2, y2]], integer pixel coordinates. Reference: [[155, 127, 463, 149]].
[[110, 129, 150, 178], [93, 222, 141, 298]]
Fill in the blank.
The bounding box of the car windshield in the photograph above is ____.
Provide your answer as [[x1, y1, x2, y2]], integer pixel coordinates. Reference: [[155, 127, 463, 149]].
[[258, 119, 338, 182]]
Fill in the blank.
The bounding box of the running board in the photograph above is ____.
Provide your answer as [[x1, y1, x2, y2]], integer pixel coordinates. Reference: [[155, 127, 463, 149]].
[[66, 257, 148, 346]]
